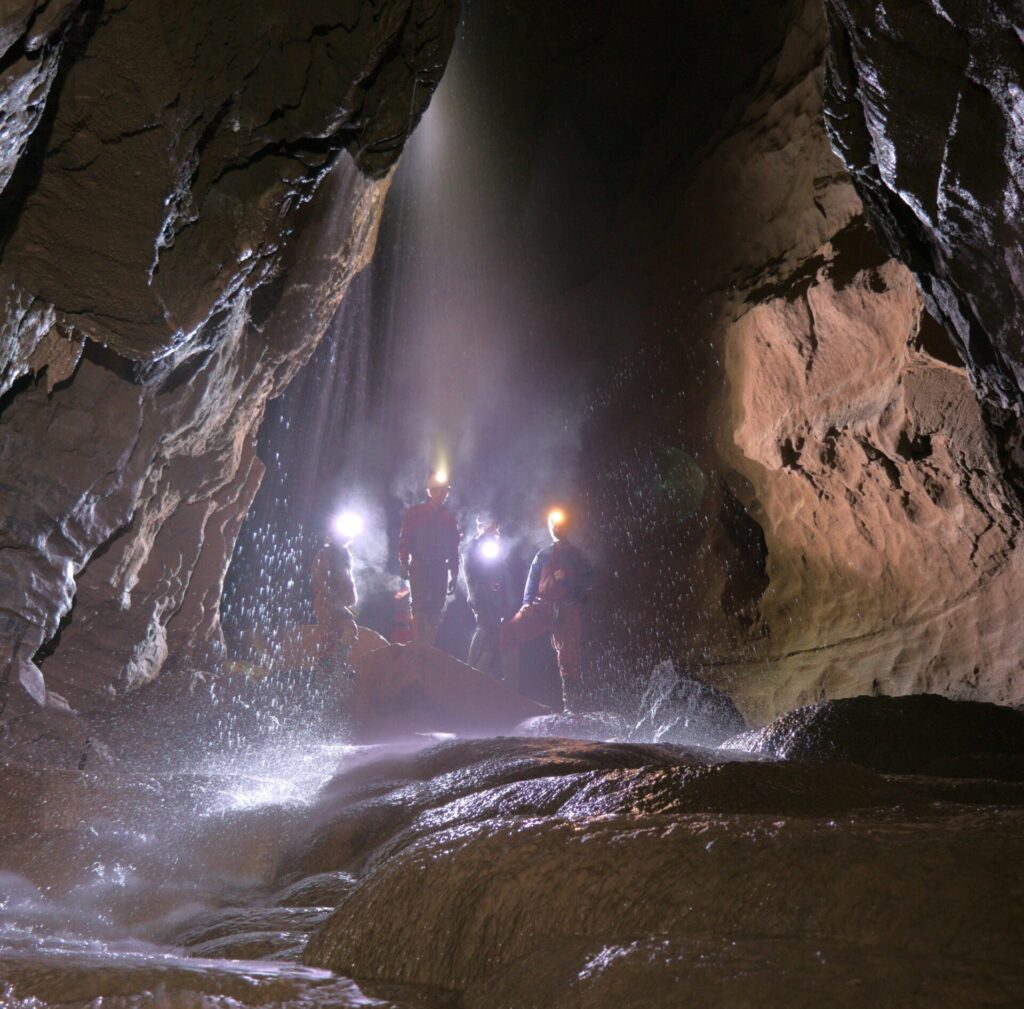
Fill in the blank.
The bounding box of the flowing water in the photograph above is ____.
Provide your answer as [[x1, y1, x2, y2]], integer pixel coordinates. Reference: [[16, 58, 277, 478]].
[[4, 704, 1023, 1008], [0, 730, 452, 1008]]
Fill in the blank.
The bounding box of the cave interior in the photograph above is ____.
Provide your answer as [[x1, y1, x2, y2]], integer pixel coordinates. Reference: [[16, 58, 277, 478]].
[[0, 1, 1022, 1006]]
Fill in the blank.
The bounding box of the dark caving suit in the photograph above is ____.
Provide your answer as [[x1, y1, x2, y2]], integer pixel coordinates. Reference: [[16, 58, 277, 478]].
[[398, 501, 461, 645], [502, 539, 593, 709], [311, 541, 359, 671], [464, 532, 510, 678]]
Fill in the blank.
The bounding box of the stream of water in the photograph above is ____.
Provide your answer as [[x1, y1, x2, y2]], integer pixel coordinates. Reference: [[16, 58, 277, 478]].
[[0, 732, 446, 1008]]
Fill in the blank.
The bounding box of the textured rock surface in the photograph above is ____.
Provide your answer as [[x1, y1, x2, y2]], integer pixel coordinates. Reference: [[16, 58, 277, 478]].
[[715, 245, 1024, 717], [0, 0, 458, 761], [3, 734, 1023, 1006], [552, 0, 1024, 718], [299, 736, 1024, 1007], [631, 660, 747, 747], [824, 0, 1024, 417]]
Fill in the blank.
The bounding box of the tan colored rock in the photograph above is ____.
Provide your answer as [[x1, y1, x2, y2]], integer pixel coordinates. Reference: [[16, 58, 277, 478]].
[[711, 250, 1024, 719], [549, 0, 1024, 719]]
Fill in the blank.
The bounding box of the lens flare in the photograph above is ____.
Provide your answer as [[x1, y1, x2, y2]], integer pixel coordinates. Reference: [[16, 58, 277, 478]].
[[331, 511, 364, 541], [481, 537, 501, 560]]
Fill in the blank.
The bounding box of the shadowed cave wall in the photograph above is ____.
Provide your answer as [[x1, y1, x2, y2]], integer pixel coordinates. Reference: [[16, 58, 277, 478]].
[[0, 0, 459, 763]]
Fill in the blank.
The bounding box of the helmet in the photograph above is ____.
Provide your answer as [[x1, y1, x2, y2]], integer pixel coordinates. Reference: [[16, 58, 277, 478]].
[[427, 469, 450, 502], [547, 508, 571, 540], [427, 468, 450, 491]]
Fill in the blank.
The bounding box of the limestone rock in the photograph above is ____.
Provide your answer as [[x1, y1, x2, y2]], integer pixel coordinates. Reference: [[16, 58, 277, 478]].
[[824, 0, 1024, 415], [724, 694, 1024, 776], [298, 735, 1024, 1007], [0, 0, 459, 762], [280, 736, 696, 877], [559, 0, 1024, 718], [631, 660, 747, 747], [516, 710, 631, 741]]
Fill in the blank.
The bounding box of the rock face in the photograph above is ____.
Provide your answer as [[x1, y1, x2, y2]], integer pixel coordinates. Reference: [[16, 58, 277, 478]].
[[2, 0, 1023, 755], [717, 241, 1024, 716], [0, 0, 458, 761], [546, 0, 1024, 719], [298, 735, 1024, 1007], [824, 1, 1024, 417]]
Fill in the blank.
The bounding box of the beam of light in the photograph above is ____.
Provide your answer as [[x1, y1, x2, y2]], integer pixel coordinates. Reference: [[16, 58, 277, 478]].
[[548, 508, 566, 525], [481, 537, 501, 560], [331, 510, 364, 541], [432, 465, 449, 486]]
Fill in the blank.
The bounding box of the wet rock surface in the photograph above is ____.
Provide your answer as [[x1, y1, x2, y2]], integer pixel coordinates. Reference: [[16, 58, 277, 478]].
[[631, 660, 747, 747], [824, 0, 1024, 415], [515, 0, 1024, 718], [3, 727, 1024, 1007], [725, 693, 1024, 776], [296, 734, 1024, 1007], [0, 0, 459, 764]]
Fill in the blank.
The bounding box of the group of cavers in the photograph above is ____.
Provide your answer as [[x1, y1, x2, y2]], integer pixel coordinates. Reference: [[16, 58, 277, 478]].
[[311, 472, 593, 711]]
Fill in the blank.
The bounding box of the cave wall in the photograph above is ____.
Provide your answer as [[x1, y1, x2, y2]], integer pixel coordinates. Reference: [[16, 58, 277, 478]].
[[1, 0, 1020, 753], [495, 0, 1024, 719], [704, 1, 1024, 715], [0, 0, 457, 762], [823, 0, 1024, 417]]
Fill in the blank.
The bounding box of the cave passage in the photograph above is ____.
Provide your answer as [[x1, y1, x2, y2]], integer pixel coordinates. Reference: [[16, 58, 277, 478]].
[[1, 0, 1024, 1006]]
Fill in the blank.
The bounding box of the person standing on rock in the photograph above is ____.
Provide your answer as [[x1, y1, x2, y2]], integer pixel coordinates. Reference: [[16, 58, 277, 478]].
[[398, 471, 462, 646], [501, 508, 593, 712], [311, 515, 361, 672], [464, 518, 511, 679]]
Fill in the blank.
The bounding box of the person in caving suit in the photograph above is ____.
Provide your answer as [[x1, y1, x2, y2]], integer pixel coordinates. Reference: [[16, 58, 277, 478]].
[[501, 508, 593, 712], [398, 471, 462, 645], [463, 518, 511, 678], [311, 529, 359, 671]]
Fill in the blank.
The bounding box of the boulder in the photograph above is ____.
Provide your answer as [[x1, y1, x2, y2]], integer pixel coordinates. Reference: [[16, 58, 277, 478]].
[[517, 711, 630, 742], [350, 644, 551, 741], [632, 661, 747, 747], [299, 735, 1024, 1006], [723, 693, 1024, 776]]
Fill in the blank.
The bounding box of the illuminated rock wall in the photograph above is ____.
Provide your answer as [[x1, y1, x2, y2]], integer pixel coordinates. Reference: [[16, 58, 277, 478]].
[[553, 0, 1024, 718], [0, 0, 457, 762]]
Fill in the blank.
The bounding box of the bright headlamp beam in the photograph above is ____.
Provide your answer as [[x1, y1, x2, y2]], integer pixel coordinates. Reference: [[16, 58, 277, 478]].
[[481, 538, 501, 560], [332, 511, 364, 541]]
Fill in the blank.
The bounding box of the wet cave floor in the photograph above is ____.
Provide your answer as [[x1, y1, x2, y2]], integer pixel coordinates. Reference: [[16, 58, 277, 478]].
[[1, 727, 1023, 1008]]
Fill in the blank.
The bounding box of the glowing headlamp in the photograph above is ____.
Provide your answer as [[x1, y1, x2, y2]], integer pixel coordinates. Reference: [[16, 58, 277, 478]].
[[480, 537, 501, 561], [548, 508, 567, 525], [331, 510, 364, 541]]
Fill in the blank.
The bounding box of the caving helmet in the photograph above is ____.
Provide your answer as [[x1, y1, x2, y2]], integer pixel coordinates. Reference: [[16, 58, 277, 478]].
[[547, 508, 571, 541]]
